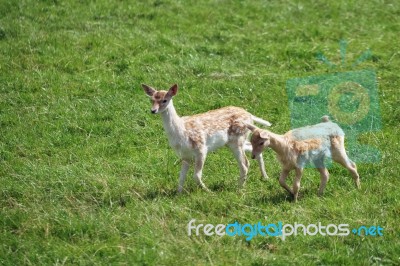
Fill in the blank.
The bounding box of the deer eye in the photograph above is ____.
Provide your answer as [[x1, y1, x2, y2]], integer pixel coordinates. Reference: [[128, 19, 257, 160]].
[[259, 142, 264, 146], [162, 100, 167, 103]]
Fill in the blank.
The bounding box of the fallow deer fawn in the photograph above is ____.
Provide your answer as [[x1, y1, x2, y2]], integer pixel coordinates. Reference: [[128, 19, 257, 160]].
[[142, 83, 271, 193], [247, 116, 360, 202]]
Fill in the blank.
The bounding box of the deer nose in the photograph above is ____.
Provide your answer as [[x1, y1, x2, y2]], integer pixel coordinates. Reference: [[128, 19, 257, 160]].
[[151, 109, 157, 114]]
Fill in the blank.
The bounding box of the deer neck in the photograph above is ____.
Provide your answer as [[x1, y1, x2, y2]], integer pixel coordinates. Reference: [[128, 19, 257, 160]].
[[267, 131, 287, 156], [160, 100, 186, 141]]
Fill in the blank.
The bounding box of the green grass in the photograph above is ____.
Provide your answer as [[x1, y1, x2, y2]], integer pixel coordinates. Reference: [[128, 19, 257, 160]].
[[1, 0, 399, 265]]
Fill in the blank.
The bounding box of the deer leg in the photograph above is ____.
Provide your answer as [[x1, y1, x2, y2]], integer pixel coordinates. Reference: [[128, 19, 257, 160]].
[[255, 153, 268, 179], [229, 143, 249, 189], [178, 160, 190, 193], [193, 152, 210, 192], [279, 169, 292, 195], [331, 136, 361, 189], [332, 142, 361, 189], [317, 167, 329, 196], [292, 168, 303, 203]]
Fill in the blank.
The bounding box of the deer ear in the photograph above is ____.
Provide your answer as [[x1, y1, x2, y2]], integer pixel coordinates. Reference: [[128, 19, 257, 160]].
[[167, 84, 178, 97], [259, 130, 269, 139], [142, 84, 156, 97], [246, 123, 257, 132]]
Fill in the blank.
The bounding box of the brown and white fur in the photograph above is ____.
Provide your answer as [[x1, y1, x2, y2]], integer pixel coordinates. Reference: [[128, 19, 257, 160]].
[[247, 116, 360, 202], [142, 83, 271, 193]]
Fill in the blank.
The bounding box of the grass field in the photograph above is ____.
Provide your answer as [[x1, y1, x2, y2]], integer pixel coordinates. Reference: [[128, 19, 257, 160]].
[[1, 0, 400, 265]]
